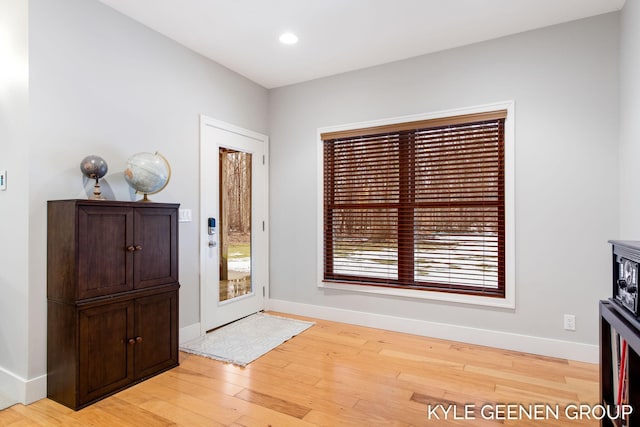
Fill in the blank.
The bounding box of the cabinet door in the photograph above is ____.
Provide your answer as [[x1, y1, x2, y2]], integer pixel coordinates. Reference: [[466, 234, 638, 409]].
[[78, 206, 134, 299], [134, 291, 178, 379], [133, 208, 178, 289], [78, 301, 134, 406]]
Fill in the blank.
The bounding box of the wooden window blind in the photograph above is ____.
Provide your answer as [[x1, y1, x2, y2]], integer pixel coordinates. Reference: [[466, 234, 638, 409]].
[[322, 110, 506, 297]]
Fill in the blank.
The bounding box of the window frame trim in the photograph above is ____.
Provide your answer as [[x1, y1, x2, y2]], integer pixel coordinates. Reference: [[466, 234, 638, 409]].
[[316, 101, 516, 309]]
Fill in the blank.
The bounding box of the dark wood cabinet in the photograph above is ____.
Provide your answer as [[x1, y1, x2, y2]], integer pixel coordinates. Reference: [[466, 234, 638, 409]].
[[77, 300, 134, 405], [600, 300, 640, 426], [133, 291, 179, 378], [47, 200, 180, 410]]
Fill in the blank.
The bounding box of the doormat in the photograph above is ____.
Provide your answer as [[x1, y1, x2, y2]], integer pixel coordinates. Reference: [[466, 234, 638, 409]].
[[180, 312, 314, 367]]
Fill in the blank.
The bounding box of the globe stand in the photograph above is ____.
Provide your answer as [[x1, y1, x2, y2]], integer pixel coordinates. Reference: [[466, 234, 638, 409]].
[[140, 193, 151, 202], [89, 176, 105, 200]]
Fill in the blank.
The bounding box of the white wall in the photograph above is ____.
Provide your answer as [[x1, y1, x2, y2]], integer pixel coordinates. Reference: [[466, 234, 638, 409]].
[[620, 0, 640, 236], [0, 0, 269, 404], [268, 13, 620, 361], [0, 0, 30, 403], [0, 0, 629, 405]]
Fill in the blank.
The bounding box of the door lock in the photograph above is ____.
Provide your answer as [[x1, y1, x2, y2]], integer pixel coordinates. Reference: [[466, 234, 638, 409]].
[[207, 217, 217, 248]]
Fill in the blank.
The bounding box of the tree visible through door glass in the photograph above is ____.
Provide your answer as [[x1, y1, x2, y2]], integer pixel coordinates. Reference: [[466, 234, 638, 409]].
[[219, 148, 252, 302]]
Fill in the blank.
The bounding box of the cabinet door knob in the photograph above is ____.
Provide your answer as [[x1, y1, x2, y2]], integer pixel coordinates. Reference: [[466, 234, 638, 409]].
[[128, 338, 135, 345], [135, 336, 143, 343], [135, 245, 143, 251], [127, 246, 135, 252]]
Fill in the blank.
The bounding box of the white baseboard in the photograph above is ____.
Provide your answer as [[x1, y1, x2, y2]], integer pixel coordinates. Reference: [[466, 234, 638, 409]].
[[0, 321, 230, 406], [266, 298, 599, 363], [179, 322, 202, 344], [24, 374, 46, 404], [0, 366, 47, 405]]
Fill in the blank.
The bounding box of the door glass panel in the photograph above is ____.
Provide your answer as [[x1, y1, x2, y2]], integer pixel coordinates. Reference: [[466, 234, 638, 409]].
[[219, 148, 252, 302]]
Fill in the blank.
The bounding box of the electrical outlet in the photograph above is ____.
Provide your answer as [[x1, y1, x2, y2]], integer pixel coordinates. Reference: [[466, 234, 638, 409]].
[[563, 314, 576, 331]]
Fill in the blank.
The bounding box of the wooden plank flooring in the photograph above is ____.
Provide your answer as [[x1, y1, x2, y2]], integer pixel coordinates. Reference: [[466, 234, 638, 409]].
[[0, 312, 600, 426]]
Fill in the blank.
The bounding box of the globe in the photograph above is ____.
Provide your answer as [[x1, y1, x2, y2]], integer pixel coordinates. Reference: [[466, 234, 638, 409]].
[[80, 155, 108, 200], [80, 155, 108, 180], [124, 152, 171, 201]]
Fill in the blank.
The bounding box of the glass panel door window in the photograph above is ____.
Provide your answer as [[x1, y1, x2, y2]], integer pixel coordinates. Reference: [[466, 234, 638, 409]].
[[219, 148, 252, 302]]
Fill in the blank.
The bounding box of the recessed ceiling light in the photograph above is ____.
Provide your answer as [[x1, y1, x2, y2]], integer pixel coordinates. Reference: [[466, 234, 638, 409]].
[[279, 32, 298, 45]]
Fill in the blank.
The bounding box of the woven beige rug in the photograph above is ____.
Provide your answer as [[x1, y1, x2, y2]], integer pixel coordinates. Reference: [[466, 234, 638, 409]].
[[180, 312, 314, 367]]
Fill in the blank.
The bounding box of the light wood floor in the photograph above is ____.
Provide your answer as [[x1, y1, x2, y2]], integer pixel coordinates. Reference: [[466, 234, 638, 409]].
[[0, 312, 599, 426]]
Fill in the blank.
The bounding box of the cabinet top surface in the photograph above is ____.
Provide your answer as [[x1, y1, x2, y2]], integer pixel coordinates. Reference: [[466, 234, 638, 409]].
[[48, 199, 180, 208], [609, 240, 640, 251]]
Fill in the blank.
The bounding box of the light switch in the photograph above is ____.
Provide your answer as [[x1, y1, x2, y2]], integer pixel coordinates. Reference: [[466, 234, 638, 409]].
[[178, 208, 192, 222], [0, 170, 6, 190]]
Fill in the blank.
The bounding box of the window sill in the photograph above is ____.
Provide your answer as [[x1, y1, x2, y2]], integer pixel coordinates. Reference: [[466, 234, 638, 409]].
[[318, 281, 515, 309]]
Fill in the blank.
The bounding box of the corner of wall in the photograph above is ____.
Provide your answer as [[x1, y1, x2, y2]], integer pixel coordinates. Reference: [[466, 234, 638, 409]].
[[0, 367, 46, 406]]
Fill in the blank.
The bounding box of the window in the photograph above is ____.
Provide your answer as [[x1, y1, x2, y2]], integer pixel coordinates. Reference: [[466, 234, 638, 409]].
[[320, 109, 508, 298]]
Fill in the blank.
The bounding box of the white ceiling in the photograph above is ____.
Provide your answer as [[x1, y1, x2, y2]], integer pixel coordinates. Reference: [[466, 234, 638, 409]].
[[99, 0, 625, 89]]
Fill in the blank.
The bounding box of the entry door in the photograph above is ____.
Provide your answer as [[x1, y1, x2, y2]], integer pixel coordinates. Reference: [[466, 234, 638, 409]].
[[200, 117, 268, 331]]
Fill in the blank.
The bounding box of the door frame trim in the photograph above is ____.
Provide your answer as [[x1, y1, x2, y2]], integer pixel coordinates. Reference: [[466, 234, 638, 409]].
[[199, 115, 269, 336]]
